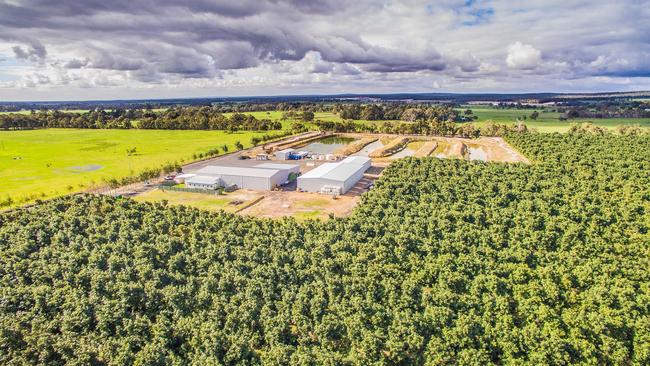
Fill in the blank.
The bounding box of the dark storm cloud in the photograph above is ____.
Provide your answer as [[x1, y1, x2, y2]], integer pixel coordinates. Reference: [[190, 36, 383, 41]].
[[0, 0, 649, 96], [0, 0, 441, 80], [11, 42, 46, 61]]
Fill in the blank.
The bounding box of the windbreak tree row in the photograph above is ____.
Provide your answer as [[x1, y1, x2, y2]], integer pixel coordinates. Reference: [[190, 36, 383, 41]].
[[0, 107, 283, 131], [0, 133, 648, 365]]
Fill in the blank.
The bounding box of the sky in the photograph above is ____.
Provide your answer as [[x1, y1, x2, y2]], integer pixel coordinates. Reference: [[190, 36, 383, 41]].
[[0, 0, 649, 101]]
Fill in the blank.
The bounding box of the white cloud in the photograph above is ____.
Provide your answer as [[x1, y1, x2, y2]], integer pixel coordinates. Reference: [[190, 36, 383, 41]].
[[506, 42, 542, 70]]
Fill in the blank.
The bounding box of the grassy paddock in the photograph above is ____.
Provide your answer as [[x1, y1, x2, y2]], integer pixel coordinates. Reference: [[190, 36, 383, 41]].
[[236, 109, 649, 133], [133, 189, 261, 213], [459, 106, 650, 132], [0, 129, 273, 206]]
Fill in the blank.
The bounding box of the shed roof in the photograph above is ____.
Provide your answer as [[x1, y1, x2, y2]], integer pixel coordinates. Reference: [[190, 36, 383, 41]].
[[254, 163, 300, 171], [299, 162, 366, 182], [196, 165, 280, 178], [277, 148, 295, 154], [175, 173, 196, 179], [186, 175, 219, 184], [341, 156, 371, 165]]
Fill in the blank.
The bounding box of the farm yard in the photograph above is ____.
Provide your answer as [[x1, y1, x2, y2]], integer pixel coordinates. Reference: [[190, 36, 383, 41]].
[[135, 188, 357, 221], [119, 132, 526, 220], [0, 101, 645, 211], [0, 129, 274, 207]]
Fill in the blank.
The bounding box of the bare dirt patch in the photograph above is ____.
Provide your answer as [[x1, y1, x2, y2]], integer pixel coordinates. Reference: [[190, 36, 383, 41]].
[[134, 189, 264, 213], [414, 141, 438, 157], [239, 191, 359, 221]]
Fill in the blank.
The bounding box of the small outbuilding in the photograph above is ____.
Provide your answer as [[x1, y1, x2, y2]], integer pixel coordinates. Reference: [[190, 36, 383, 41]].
[[275, 148, 295, 160], [173, 173, 196, 184], [185, 175, 220, 190]]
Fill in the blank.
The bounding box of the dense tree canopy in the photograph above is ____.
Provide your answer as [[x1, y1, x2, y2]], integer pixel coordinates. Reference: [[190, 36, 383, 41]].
[[0, 107, 282, 131], [0, 134, 648, 364]]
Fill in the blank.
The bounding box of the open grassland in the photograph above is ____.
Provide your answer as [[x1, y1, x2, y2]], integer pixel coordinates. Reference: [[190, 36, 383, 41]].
[[226, 109, 650, 133], [0, 129, 272, 206]]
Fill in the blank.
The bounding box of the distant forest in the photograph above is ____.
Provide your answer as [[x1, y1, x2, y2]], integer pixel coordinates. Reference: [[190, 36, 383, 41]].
[[0, 108, 282, 131], [1, 100, 649, 134]]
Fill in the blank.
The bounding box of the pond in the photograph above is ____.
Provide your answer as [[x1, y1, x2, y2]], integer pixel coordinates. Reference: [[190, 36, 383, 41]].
[[299, 136, 356, 155]]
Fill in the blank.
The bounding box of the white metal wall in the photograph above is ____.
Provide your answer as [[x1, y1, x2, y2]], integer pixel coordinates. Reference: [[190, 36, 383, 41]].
[[298, 177, 342, 193]]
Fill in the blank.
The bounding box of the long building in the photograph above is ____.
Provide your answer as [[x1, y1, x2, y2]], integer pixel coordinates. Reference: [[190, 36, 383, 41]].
[[297, 156, 371, 195], [195, 165, 283, 190], [193, 163, 300, 190]]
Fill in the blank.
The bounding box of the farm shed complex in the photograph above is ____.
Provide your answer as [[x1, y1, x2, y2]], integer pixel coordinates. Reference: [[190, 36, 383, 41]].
[[255, 163, 300, 176], [194, 164, 298, 190], [298, 156, 371, 195]]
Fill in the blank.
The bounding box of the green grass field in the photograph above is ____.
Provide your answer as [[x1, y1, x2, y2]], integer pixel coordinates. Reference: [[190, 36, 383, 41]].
[[240, 109, 649, 133], [462, 107, 650, 132], [0, 129, 272, 206], [134, 189, 259, 213]]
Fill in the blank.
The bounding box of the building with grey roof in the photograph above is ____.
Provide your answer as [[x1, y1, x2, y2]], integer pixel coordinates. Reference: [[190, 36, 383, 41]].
[[297, 156, 370, 195], [185, 175, 220, 190], [195, 165, 284, 190]]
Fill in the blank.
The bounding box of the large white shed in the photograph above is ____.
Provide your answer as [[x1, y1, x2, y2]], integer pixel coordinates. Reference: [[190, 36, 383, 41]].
[[255, 163, 301, 184], [341, 156, 371, 170], [195, 165, 284, 190], [297, 158, 370, 194]]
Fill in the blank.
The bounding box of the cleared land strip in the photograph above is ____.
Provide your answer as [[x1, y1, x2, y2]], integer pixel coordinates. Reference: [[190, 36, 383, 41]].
[[334, 137, 378, 155], [414, 141, 438, 157], [369, 137, 413, 158]]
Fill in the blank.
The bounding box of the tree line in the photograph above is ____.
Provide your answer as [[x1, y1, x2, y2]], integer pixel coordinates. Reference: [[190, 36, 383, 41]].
[[0, 107, 282, 131], [314, 118, 528, 137]]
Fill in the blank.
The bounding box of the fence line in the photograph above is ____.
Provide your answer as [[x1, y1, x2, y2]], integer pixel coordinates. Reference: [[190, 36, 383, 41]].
[[158, 186, 222, 195]]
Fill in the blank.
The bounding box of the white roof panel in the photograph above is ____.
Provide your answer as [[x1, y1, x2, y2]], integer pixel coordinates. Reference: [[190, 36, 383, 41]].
[[186, 175, 219, 184], [175, 173, 196, 179], [254, 163, 300, 171], [341, 156, 371, 165], [196, 165, 280, 178], [299, 163, 339, 179], [299, 162, 367, 182]]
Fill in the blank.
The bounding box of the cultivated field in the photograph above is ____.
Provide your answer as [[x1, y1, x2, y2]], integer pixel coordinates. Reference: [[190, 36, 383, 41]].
[[0, 129, 272, 206]]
